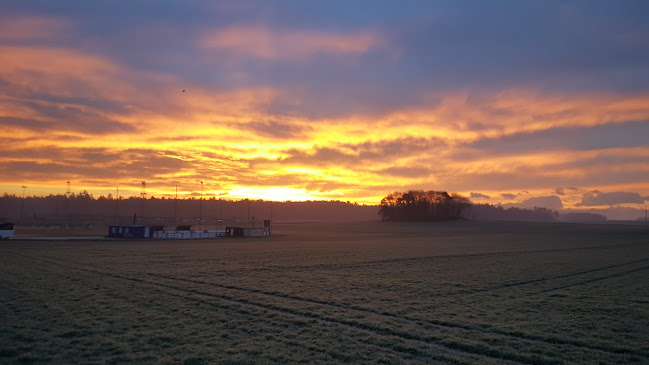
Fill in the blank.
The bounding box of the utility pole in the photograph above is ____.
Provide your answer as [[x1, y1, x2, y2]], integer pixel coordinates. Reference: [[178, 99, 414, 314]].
[[199, 181, 203, 230]]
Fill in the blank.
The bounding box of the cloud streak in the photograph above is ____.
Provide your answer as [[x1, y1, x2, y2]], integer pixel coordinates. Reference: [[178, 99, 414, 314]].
[[198, 25, 382, 61]]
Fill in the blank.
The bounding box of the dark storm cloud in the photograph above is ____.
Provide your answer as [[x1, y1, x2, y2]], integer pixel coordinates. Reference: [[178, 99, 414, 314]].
[[554, 187, 565, 195], [576, 191, 648, 206], [501, 193, 517, 200]]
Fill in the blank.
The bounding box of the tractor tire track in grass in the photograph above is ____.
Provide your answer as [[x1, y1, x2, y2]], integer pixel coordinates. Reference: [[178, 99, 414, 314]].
[[6, 251, 509, 364], [7, 257, 459, 365], [143, 271, 649, 361], [3, 252, 561, 364], [131, 240, 648, 275], [461, 257, 649, 295], [12, 250, 649, 361], [3, 257, 430, 364], [9, 251, 649, 364], [540, 264, 649, 293], [210, 241, 649, 275]]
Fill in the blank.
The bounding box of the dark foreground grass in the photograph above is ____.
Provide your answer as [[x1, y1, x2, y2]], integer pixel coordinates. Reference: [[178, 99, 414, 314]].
[[1, 220, 648, 364]]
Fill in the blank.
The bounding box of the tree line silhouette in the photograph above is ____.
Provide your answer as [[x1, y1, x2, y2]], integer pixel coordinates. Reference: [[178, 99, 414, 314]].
[[378, 190, 472, 221], [2, 189, 583, 227], [0, 193, 377, 227], [469, 203, 559, 222]]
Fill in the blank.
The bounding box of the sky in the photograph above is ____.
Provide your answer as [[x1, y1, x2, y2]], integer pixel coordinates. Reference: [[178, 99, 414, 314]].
[[1, 1, 648, 218]]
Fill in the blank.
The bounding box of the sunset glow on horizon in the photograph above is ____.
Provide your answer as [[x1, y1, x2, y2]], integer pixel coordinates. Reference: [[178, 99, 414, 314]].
[[1, 1, 648, 219]]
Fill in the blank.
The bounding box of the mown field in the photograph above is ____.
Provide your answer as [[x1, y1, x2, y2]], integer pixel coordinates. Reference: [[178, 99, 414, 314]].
[[1, 221, 648, 364]]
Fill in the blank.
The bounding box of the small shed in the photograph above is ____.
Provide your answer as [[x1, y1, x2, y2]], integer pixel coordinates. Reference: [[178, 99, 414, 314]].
[[108, 225, 153, 238], [0, 222, 15, 239], [225, 226, 244, 237], [225, 226, 270, 237]]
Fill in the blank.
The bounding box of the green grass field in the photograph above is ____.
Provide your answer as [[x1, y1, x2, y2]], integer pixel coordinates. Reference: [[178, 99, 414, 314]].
[[1, 221, 648, 364]]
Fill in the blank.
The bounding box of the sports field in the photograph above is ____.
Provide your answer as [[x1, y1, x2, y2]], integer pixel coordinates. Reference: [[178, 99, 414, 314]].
[[1, 221, 648, 364]]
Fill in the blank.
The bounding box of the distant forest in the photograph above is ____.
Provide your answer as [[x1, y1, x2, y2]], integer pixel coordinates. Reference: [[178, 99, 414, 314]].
[[0, 192, 377, 228], [469, 204, 559, 222], [1, 189, 603, 228]]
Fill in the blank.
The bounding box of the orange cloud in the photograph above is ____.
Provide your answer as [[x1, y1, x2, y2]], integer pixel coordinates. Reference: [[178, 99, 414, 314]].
[[198, 25, 381, 60], [381, 90, 649, 142]]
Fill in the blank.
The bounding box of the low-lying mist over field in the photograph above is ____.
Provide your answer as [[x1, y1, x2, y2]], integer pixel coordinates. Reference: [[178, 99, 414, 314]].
[[2, 221, 648, 364]]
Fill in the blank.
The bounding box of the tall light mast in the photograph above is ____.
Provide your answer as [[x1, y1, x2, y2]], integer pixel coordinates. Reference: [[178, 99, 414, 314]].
[[199, 181, 203, 230], [20, 185, 27, 221], [140, 181, 146, 224], [174, 185, 178, 225]]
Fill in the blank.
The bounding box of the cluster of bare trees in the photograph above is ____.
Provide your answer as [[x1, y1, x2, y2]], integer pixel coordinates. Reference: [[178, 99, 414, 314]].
[[378, 190, 472, 221]]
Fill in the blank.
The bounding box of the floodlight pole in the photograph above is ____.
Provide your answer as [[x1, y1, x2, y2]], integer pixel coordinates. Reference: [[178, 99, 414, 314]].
[[140, 181, 146, 224], [174, 185, 178, 224], [218, 198, 223, 229], [115, 187, 119, 225], [199, 181, 203, 230], [20, 185, 27, 222]]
